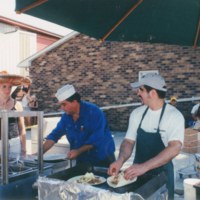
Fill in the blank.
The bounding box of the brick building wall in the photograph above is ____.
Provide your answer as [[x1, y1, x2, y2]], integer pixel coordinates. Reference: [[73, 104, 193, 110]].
[[183, 128, 200, 153], [29, 34, 200, 131]]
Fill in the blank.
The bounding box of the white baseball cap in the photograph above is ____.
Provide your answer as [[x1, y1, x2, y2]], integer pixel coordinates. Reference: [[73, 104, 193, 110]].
[[55, 84, 76, 101], [131, 73, 167, 92]]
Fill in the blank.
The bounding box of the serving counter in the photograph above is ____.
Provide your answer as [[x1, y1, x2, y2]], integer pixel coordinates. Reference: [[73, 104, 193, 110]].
[[39, 163, 168, 200]]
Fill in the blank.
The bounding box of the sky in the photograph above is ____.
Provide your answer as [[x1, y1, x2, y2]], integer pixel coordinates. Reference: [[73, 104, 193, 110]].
[[0, 0, 73, 36]]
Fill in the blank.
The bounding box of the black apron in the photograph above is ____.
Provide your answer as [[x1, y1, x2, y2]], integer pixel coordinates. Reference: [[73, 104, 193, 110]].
[[134, 103, 174, 200]]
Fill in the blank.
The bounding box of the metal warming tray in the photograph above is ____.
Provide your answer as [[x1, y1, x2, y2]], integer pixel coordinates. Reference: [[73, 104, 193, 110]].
[[0, 160, 53, 200], [0, 160, 53, 183], [0, 164, 36, 182]]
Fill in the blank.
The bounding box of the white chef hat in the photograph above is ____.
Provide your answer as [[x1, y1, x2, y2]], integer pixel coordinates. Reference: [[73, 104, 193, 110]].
[[55, 84, 76, 101]]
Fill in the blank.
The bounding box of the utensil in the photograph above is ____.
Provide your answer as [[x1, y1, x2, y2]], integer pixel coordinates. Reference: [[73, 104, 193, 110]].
[[34, 153, 68, 163]]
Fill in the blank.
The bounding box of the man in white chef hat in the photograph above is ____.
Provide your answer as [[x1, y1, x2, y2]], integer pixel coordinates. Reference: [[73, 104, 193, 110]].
[[43, 84, 116, 167]]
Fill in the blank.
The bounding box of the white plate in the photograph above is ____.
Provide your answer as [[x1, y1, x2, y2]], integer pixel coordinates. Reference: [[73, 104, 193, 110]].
[[107, 175, 137, 188], [34, 154, 67, 162], [67, 175, 106, 186]]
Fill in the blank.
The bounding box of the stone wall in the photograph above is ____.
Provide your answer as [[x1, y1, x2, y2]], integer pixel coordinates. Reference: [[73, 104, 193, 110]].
[[183, 128, 200, 153], [29, 34, 200, 131]]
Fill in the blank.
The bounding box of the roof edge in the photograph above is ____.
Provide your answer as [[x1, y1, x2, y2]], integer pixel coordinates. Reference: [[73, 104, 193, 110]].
[[17, 31, 79, 68], [0, 16, 63, 39]]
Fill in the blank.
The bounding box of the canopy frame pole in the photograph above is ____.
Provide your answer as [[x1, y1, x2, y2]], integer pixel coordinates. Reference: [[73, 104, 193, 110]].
[[193, 18, 200, 48], [16, 0, 48, 14], [100, 0, 143, 42]]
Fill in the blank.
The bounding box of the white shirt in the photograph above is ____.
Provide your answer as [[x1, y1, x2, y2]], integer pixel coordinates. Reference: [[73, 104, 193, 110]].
[[21, 95, 30, 110], [125, 104, 185, 147]]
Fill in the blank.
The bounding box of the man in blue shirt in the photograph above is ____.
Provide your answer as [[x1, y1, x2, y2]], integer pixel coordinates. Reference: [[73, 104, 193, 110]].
[[43, 84, 116, 167]]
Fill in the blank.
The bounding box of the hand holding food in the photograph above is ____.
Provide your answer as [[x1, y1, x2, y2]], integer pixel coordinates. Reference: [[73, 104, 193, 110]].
[[110, 171, 126, 185], [107, 160, 122, 176], [107, 171, 137, 188]]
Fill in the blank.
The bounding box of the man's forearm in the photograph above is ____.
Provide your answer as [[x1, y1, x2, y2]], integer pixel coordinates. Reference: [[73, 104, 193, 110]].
[[118, 139, 134, 164], [77, 144, 93, 155], [43, 140, 55, 153]]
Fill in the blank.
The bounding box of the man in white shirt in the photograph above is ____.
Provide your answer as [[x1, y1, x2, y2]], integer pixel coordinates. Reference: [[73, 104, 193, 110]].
[[108, 73, 185, 200]]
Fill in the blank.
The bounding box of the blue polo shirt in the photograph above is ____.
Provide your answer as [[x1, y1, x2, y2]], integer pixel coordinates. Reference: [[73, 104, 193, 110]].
[[46, 101, 115, 165]]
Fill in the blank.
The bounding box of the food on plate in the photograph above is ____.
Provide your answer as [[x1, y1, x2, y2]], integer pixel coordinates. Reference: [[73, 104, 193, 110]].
[[111, 175, 119, 185], [107, 171, 137, 188], [68, 172, 106, 185], [110, 171, 126, 185], [76, 172, 101, 184]]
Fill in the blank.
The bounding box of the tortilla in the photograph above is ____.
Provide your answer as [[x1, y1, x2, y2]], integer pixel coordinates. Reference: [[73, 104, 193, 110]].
[[107, 171, 137, 188]]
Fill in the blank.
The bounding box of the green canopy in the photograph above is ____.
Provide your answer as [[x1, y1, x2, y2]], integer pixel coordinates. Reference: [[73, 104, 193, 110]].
[[15, 0, 200, 47]]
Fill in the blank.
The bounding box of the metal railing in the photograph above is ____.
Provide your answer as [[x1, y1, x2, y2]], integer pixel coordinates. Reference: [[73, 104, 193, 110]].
[[44, 96, 200, 116]]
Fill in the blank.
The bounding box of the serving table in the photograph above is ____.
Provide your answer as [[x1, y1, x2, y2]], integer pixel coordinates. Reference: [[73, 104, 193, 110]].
[[40, 163, 168, 200]]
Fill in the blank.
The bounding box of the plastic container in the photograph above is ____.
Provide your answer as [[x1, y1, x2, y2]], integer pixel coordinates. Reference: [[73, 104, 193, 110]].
[[184, 178, 200, 200]]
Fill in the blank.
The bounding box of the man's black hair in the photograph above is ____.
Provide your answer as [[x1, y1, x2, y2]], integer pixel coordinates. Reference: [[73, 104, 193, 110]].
[[66, 92, 81, 103], [144, 85, 166, 99]]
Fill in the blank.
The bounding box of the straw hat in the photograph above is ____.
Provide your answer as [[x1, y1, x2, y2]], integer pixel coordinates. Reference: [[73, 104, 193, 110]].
[[170, 96, 177, 102], [0, 71, 31, 86]]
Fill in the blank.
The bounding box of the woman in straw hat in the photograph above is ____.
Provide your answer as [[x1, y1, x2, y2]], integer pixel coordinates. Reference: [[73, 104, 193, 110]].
[[169, 96, 177, 107], [0, 70, 31, 157]]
